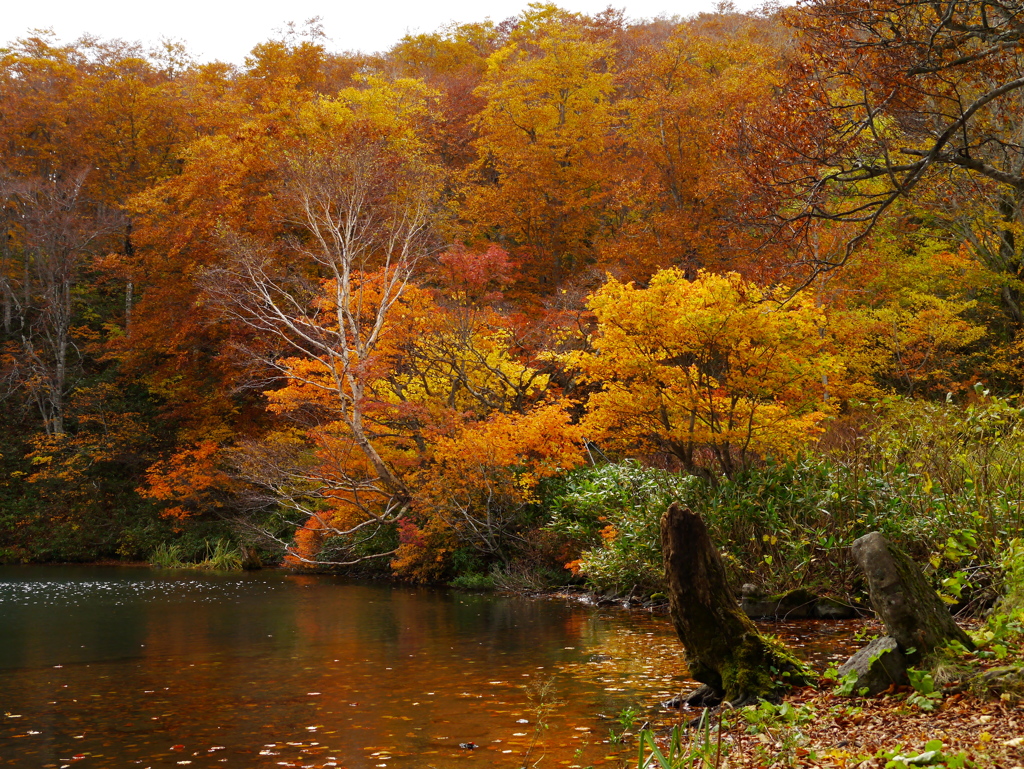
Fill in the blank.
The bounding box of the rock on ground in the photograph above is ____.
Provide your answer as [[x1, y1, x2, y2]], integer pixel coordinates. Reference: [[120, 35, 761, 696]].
[[837, 635, 910, 696]]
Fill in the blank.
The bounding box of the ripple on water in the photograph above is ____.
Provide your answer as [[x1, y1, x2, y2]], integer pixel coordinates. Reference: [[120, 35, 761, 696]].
[[0, 575, 278, 607]]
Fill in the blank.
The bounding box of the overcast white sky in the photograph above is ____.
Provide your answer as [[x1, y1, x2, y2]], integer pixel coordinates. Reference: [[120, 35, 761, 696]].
[[4, 0, 764, 65]]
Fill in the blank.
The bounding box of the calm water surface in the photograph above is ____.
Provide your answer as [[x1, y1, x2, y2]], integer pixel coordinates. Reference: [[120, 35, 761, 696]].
[[0, 566, 862, 768]]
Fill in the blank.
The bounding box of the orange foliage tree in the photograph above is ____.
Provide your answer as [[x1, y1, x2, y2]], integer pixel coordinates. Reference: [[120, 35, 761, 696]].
[[196, 81, 444, 564], [394, 402, 584, 581], [606, 12, 788, 281], [754, 1, 1024, 324]]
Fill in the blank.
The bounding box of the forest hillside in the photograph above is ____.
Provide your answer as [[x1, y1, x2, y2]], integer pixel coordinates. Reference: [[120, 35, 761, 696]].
[[1, 2, 1023, 608]]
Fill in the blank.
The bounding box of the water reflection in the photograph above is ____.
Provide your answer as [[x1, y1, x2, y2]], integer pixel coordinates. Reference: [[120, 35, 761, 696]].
[[0, 567, 862, 768]]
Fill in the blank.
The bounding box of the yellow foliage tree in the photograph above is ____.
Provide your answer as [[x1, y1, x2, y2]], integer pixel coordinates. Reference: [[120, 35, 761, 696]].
[[564, 269, 845, 478], [466, 5, 618, 287], [820, 224, 992, 396]]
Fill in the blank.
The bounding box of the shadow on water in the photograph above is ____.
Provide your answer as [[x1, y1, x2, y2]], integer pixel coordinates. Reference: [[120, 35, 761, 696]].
[[0, 566, 866, 768]]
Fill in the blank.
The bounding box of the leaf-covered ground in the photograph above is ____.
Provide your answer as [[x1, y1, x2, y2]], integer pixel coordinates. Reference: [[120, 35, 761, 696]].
[[643, 653, 1024, 768], [696, 687, 1024, 768]]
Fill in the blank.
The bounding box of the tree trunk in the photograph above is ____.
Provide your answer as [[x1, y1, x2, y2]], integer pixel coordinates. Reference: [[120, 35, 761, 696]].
[[852, 532, 975, 661], [661, 503, 804, 707]]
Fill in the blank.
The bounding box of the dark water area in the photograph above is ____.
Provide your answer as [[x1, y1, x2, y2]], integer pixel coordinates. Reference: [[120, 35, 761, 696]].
[[0, 566, 865, 768]]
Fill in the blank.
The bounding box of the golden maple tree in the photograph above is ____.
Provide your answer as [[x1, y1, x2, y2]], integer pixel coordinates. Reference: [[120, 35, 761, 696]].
[[564, 269, 845, 479]]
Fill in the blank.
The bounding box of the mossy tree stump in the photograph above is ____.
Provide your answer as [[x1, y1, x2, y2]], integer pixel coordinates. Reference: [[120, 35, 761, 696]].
[[852, 532, 975, 661], [661, 503, 804, 707]]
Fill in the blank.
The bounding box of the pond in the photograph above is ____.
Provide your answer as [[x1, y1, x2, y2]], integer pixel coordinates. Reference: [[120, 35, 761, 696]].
[[0, 566, 863, 768]]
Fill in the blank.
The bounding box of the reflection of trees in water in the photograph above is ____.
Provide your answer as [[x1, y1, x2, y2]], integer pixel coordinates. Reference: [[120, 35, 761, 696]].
[[556, 612, 690, 709], [1, 571, 871, 769]]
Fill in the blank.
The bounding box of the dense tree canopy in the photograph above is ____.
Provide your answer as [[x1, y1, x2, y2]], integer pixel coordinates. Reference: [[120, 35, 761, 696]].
[[1, 1, 1019, 573]]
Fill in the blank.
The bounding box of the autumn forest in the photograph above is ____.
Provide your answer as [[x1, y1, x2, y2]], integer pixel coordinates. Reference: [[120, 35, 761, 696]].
[[3, 0, 1024, 600]]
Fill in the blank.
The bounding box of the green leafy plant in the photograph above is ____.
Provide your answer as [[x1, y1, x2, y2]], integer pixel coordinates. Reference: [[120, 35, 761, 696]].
[[545, 460, 693, 594], [637, 709, 727, 769], [203, 538, 243, 570], [609, 704, 642, 745], [740, 700, 816, 765], [823, 665, 861, 696], [906, 668, 942, 711], [878, 739, 974, 768], [999, 538, 1024, 618]]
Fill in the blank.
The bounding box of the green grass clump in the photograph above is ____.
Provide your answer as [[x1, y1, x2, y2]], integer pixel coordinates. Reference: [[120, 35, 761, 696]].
[[149, 542, 185, 568], [149, 538, 243, 571], [449, 572, 496, 591]]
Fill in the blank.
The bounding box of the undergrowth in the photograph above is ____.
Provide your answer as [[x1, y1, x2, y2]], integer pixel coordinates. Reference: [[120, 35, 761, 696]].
[[545, 393, 1024, 603]]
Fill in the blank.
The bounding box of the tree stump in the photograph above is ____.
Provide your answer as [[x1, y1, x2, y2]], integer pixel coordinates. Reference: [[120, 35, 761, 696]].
[[852, 532, 975, 661], [661, 503, 805, 706]]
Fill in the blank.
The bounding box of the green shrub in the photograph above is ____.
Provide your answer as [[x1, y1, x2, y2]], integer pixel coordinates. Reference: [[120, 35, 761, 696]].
[[202, 539, 243, 570], [1002, 539, 1024, 617], [149, 538, 244, 570], [544, 461, 694, 594], [449, 572, 496, 591], [544, 393, 1024, 601]]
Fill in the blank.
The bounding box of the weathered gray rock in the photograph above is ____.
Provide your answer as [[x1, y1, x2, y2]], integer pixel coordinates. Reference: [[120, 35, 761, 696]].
[[971, 665, 1024, 699], [813, 596, 859, 620], [740, 586, 818, 619], [852, 532, 975, 660], [739, 586, 859, 620], [837, 636, 909, 696]]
